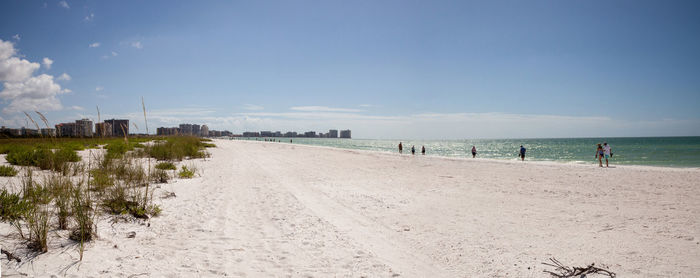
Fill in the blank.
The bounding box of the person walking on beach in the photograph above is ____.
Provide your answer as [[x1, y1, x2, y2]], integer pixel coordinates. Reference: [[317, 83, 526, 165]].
[[411, 145, 415, 155], [595, 143, 604, 167], [471, 146, 477, 158], [398, 142, 403, 154], [603, 142, 612, 167], [421, 145, 425, 155], [519, 145, 526, 161]]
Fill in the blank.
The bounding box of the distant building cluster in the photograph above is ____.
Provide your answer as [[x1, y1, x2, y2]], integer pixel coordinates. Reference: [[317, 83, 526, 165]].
[[156, 124, 232, 137], [0, 118, 131, 138], [241, 129, 351, 139]]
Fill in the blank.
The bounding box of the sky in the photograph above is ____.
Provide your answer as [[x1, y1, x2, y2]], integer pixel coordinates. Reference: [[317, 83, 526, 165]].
[[0, 0, 699, 139]]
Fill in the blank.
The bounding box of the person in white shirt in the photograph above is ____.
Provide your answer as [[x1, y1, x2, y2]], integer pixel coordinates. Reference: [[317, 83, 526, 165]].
[[603, 142, 612, 167]]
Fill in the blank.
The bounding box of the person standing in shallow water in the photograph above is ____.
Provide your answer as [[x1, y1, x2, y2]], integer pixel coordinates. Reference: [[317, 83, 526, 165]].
[[421, 145, 425, 155], [398, 142, 403, 154], [519, 145, 526, 161], [471, 146, 477, 158], [411, 145, 415, 155]]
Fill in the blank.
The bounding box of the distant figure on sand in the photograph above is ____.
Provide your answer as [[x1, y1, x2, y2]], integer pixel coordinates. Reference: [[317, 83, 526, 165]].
[[471, 146, 477, 158], [398, 142, 403, 154], [421, 146, 425, 155], [596, 143, 605, 167], [519, 145, 526, 161], [603, 142, 612, 167], [411, 145, 415, 155]]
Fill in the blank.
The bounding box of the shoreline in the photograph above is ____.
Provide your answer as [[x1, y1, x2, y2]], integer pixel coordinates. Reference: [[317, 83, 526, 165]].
[[232, 138, 700, 172]]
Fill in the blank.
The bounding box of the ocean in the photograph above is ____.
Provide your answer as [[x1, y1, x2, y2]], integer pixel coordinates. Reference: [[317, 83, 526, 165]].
[[236, 137, 700, 168]]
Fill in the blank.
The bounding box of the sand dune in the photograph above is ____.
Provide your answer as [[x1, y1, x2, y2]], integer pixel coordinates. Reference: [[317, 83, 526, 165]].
[[2, 139, 700, 277]]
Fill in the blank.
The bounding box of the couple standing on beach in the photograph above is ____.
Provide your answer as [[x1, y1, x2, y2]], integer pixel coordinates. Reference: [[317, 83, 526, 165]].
[[596, 142, 613, 167]]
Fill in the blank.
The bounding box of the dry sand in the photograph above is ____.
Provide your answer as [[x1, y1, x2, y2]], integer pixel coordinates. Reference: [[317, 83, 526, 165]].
[[2, 139, 700, 277]]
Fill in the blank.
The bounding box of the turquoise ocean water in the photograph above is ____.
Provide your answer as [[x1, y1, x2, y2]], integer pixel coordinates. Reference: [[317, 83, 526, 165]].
[[237, 137, 700, 168]]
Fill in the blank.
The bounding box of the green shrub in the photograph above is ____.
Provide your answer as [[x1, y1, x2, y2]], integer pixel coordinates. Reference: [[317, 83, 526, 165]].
[[178, 165, 195, 178], [46, 174, 73, 230], [90, 169, 114, 191], [147, 136, 209, 161], [5, 146, 80, 171], [0, 165, 18, 176], [155, 162, 176, 170], [0, 189, 29, 239], [150, 169, 169, 183]]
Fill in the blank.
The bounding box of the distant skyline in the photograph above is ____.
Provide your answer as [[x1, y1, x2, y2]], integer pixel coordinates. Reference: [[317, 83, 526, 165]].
[[1, 0, 699, 139]]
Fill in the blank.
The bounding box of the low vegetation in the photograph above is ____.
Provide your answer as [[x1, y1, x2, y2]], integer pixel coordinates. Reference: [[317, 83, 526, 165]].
[[155, 162, 177, 170], [147, 136, 211, 161], [0, 165, 18, 176], [0, 135, 210, 257], [178, 165, 196, 179]]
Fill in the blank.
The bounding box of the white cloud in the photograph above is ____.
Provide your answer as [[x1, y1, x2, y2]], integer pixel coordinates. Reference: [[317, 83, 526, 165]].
[[112, 51, 118, 56], [69, 105, 84, 111], [58, 1, 69, 9], [12, 34, 20, 41], [0, 40, 41, 83], [95, 86, 104, 91], [0, 74, 70, 113], [57, 73, 71, 81], [84, 13, 94, 22], [0, 40, 69, 114], [0, 57, 40, 82], [42, 57, 53, 69], [242, 104, 264, 111], [131, 41, 143, 49], [290, 106, 363, 113], [89, 42, 100, 48]]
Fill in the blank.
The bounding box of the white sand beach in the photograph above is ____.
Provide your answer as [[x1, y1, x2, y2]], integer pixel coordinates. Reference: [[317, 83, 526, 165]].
[[2, 139, 700, 277]]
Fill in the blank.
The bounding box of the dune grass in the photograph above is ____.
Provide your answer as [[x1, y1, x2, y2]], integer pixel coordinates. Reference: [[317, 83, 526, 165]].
[[0, 165, 18, 176], [0, 135, 210, 256]]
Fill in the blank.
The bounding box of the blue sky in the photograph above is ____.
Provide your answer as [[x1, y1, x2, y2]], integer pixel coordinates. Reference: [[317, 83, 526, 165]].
[[1, 0, 699, 139]]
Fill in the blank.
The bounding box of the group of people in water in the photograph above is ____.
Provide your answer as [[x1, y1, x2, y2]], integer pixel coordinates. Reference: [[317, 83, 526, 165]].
[[397, 142, 426, 155], [397, 142, 613, 166]]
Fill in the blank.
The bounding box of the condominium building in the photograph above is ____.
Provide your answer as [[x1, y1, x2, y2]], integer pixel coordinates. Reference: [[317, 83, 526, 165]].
[[105, 119, 129, 137], [55, 123, 77, 137], [328, 129, 338, 138], [340, 129, 351, 139], [95, 122, 113, 137], [200, 125, 209, 137], [75, 118, 93, 137]]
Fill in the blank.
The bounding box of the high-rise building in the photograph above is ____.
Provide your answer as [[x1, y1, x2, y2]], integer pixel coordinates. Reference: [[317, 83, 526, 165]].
[[95, 122, 112, 137], [328, 129, 338, 138], [55, 123, 77, 137], [192, 124, 201, 136], [340, 129, 351, 138], [75, 118, 93, 137], [179, 124, 193, 135], [304, 131, 316, 137], [105, 119, 129, 137], [200, 125, 209, 137]]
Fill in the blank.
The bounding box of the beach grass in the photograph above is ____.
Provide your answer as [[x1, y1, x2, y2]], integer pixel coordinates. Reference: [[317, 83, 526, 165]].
[[0, 165, 18, 176], [0, 135, 211, 256]]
